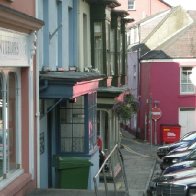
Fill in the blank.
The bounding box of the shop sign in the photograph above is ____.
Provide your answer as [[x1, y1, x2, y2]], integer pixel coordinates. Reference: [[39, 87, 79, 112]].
[[0, 28, 30, 66]]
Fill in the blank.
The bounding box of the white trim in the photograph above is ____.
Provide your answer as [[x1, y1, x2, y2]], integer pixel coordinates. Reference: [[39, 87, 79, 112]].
[[0, 169, 24, 190], [0, 68, 22, 187], [140, 10, 171, 26], [35, 0, 40, 188], [16, 69, 22, 167], [28, 33, 35, 179]]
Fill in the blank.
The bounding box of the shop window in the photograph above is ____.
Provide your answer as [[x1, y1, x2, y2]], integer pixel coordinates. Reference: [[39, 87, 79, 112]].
[[60, 97, 85, 153], [88, 93, 97, 152], [180, 67, 195, 94], [59, 93, 97, 154], [0, 70, 20, 181]]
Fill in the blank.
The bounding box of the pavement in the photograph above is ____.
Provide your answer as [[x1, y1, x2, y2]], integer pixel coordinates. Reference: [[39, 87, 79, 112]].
[[120, 130, 158, 196]]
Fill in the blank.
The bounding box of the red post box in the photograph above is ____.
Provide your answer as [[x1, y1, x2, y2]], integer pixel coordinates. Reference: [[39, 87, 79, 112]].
[[160, 124, 181, 144]]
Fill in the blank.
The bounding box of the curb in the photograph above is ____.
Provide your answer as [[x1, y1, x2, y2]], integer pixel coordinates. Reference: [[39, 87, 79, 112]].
[[143, 159, 157, 196]]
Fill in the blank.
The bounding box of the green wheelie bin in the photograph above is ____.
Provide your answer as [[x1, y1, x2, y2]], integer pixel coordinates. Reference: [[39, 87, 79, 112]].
[[54, 156, 93, 189]]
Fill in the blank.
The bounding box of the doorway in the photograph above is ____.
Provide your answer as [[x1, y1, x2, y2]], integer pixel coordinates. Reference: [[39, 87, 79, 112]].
[[179, 108, 196, 137]]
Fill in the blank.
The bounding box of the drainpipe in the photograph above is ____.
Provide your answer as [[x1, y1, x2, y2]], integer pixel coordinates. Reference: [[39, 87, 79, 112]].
[[35, 0, 40, 188]]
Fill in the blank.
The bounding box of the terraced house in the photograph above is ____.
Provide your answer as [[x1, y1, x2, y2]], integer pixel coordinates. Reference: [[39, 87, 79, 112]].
[[37, 0, 131, 192], [0, 0, 43, 195]]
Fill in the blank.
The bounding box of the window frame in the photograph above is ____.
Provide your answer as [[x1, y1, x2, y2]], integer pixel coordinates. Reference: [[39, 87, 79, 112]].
[[128, 0, 135, 10], [0, 68, 22, 183], [180, 67, 195, 95], [93, 21, 103, 73], [58, 92, 97, 155], [59, 97, 85, 154]]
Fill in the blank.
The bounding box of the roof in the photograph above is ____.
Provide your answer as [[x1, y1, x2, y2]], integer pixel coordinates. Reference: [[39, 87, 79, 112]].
[[141, 10, 196, 60], [40, 71, 105, 83], [98, 85, 129, 97], [40, 71, 105, 99], [0, 4, 44, 33]]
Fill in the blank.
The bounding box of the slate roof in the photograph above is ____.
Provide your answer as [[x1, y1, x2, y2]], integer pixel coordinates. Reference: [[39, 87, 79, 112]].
[[141, 10, 196, 60]]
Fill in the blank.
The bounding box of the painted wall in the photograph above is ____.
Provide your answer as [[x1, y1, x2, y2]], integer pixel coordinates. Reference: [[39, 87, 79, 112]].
[[139, 61, 196, 144], [77, 1, 91, 71], [116, 0, 170, 24], [0, 0, 35, 16], [0, 1, 40, 195]]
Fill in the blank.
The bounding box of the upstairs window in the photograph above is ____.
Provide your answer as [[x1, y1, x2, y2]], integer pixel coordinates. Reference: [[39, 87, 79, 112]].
[[128, 0, 135, 10], [94, 22, 103, 73], [180, 67, 195, 94]]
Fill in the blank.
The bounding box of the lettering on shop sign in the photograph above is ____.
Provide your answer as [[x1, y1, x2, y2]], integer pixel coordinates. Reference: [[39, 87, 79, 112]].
[[0, 28, 29, 66], [0, 40, 19, 56]]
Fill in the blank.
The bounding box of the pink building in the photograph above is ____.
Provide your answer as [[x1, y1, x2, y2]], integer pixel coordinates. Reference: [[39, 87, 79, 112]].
[[116, 0, 170, 24], [0, 1, 43, 195], [138, 9, 196, 144]]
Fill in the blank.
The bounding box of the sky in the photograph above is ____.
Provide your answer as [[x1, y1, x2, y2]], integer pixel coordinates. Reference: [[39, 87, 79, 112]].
[[164, 0, 196, 10]]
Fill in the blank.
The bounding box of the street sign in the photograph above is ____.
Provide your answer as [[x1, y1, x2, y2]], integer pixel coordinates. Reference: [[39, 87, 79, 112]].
[[151, 107, 162, 120]]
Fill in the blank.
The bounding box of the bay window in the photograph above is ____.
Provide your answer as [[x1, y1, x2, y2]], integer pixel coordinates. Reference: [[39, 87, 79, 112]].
[[0, 69, 20, 180], [59, 92, 97, 154]]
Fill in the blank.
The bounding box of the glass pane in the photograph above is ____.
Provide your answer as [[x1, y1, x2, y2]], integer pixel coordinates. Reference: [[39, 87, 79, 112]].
[[60, 108, 72, 123], [110, 30, 115, 75], [181, 67, 195, 93], [73, 124, 84, 152], [59, 97, 85, 153], [73, 124, 84, 137], [72, 137, 84, 152], [60, 124, 72, 152], [88, 93, 97, 151], [0, 75, 3, 178], [72, 109, 84, 123], [94, 22, 103, 73], [8, 72, 17, 172]]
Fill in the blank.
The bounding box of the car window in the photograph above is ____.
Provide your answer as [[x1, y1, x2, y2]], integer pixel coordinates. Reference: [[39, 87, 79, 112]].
[[181, 132, 193, 140], [182, 133, 196, 141], [189, 142, 196, 149], [187, 150, 196, 159]]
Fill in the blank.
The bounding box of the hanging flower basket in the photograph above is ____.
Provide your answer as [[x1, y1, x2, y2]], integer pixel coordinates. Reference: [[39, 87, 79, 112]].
[[113, 94, 138, 120]]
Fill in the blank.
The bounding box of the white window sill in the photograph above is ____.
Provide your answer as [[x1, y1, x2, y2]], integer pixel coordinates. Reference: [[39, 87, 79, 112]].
[[0, 169, 24, 190]]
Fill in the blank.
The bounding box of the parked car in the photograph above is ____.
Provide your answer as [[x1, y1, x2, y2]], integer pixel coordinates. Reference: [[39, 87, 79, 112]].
[[153, 167, 196, 188], [160, 148, 196, 171], [156, 175, 196, 196], [169, 141, 196, 155], [163, 160, 196, 175], [157, 131, 196, 159], [150, 167, 196, 191]]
